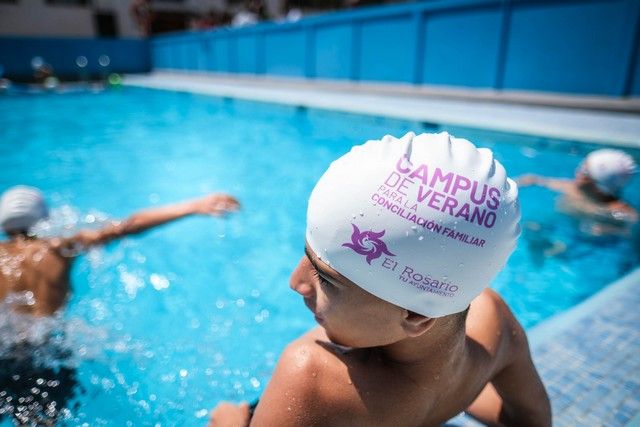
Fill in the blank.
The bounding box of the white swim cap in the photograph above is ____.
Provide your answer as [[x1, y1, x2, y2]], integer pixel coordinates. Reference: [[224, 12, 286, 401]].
[[0, 186, 49, 234], [580, 149, 636, 197], [306, 132, 521, 318]]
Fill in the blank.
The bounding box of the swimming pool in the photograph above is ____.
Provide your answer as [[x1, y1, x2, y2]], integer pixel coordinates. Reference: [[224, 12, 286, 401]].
[[1, 87, 638, 425]]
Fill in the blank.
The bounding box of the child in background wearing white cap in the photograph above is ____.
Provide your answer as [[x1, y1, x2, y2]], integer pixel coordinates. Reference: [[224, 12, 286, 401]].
[[518, 149, 637, 236], [0, 186, 239, 317], [209, 133, 551, 427]]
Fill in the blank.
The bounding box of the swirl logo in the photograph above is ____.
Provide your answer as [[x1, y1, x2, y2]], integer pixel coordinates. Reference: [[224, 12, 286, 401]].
[[342, 223, 395, 265]]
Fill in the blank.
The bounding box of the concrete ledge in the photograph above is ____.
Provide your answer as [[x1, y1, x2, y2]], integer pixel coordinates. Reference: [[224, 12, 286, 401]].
[[124, 71, 640, 148], [153, 71, 640, 114]]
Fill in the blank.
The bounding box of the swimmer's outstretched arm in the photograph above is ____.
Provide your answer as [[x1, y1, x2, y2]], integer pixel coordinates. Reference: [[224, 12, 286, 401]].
[[53, 193, 240, 254], [516, 174, 572, 193]]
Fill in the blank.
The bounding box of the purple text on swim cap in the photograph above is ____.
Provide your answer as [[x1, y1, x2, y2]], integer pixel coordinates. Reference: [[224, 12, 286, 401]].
[[383, 156, 500, 229], [342, 223, 395, 265], [381, 257, 459, 298]]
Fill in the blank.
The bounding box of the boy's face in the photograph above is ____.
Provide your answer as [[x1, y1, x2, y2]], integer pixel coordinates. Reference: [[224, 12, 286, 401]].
[[289, 244, 409, 348]]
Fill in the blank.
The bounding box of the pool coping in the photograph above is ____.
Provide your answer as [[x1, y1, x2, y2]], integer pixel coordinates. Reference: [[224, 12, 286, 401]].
[[135, 71, 640, 113], [527, 266, 640, 427], [527, 266, 640, 348], [448, 267, 640, 427], [123, 71, 640, 149]]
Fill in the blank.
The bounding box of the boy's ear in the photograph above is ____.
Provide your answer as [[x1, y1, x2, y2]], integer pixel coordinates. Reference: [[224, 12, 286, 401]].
[[401, 310, 437, 337]]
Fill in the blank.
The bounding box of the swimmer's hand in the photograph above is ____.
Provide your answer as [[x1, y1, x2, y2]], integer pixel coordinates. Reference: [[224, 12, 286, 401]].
[[191, 194, 240, 217], [208, 402, 250, 427]]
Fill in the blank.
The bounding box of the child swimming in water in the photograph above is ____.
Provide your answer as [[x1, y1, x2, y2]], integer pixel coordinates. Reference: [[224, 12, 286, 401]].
[[518, 149, 637, 236], [0, 186, 239, 424], [209, 132, 550, 426], [0, 187, 240, 316]]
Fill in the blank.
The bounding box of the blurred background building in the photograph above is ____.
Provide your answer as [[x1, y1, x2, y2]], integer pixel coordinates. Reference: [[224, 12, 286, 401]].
[[0, 0, 409, 38]]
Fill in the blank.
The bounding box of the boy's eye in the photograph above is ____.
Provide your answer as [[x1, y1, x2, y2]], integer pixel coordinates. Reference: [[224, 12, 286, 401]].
[[319, 275, 334, 288], [313, 269, 335, 289]]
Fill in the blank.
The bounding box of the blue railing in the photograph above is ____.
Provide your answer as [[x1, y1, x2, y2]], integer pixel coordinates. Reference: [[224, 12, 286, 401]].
[[151, 0, 640, 97], [0, 37, 150, 80]]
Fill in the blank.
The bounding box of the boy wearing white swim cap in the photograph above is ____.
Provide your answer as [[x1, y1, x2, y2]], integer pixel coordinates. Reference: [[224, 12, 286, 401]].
[[0, 186, 239, 317], [518, 148, 637, 236], [209, 133, 550, 427]]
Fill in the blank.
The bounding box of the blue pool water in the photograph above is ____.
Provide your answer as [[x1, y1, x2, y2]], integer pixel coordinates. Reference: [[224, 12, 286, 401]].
[[0, 87, 638, 425]]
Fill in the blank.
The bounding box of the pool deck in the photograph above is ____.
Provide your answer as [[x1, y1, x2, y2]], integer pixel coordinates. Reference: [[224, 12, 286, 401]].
[[448, 267, 640, 427], [124, 72, 640, 425], [528, 267, 640, 426], [124, 71, 640, 149]]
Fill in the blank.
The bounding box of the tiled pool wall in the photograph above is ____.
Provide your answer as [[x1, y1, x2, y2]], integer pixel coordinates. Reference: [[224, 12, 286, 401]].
[[150, 0, 640, 98], [448, 267, 640, 427], [1, 0, 639, 98], [530, 268, 640, 426]]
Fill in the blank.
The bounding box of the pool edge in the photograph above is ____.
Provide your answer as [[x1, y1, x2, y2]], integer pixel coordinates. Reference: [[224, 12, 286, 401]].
[[527, 267, 640, 348], [122, 72, 640, 149]]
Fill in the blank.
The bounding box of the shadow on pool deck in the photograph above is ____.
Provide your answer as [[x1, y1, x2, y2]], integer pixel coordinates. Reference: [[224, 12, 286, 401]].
[[447, 267, 640, 427]]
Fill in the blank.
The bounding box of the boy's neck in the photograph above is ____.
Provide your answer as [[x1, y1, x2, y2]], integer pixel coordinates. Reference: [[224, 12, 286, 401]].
[[379, 318, 467, 375]]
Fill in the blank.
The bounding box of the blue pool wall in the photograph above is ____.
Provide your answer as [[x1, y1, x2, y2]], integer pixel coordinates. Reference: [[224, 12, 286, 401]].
[[151, 0, 640, 97], [0, 37, 150, 80]]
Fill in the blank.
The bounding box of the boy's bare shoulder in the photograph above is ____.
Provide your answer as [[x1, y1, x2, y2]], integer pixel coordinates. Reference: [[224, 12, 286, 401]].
[[272, 329, 333, 384], [466, 289, 528, 366], [272, 327, 355, 397], [251, 328, 364, 425]]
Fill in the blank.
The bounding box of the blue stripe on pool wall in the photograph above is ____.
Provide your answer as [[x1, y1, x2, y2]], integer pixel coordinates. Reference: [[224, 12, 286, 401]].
[[150, 0, 640, 98]]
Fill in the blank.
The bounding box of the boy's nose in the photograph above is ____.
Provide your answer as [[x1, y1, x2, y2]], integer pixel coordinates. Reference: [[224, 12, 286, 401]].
[[290, 257, 316, 297], [291, 280, 315, 297]]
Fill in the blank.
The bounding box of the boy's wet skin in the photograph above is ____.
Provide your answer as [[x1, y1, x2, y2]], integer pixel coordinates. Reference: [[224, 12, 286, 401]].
[[210, 245, 551, 427], [0, 236, 71, 316]]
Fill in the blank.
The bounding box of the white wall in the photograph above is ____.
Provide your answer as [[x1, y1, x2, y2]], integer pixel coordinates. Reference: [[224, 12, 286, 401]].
[[0, 0, 95, 37]]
